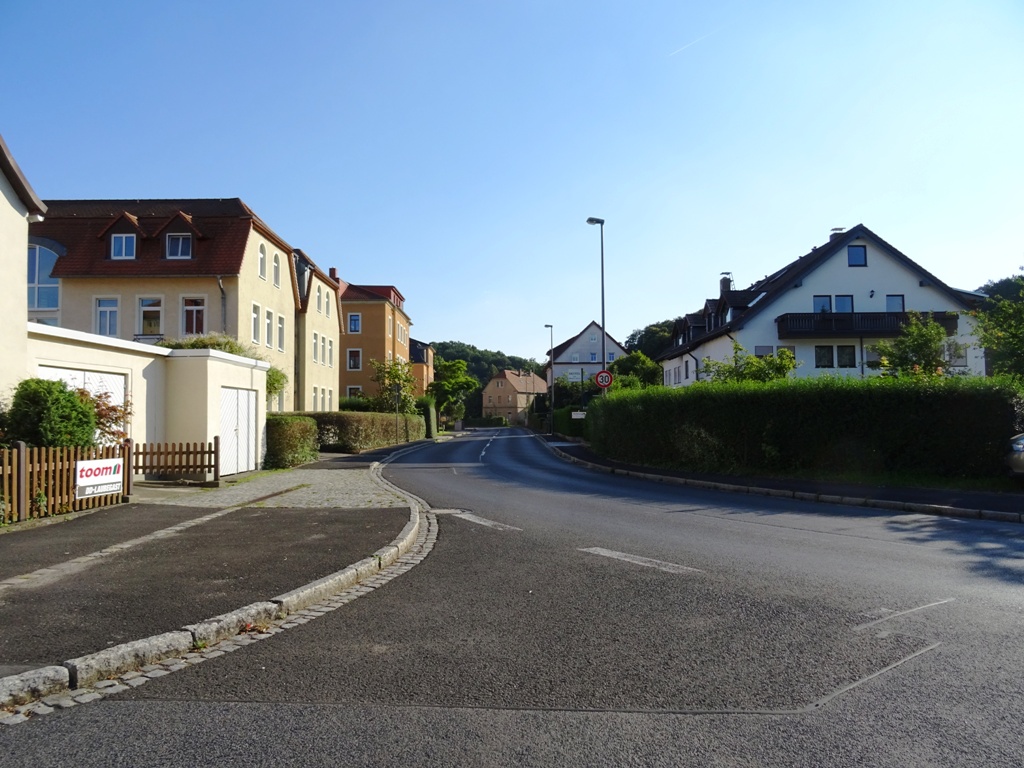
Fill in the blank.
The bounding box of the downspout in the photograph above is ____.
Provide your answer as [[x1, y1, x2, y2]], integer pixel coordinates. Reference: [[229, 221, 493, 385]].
[[687, 352, 701, 381], [217, 276, 227, 332]]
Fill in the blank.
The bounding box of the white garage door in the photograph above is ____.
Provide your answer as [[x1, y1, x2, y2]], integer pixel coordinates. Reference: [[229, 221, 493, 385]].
[[220, 387, 257, 476], [38, 366, 126, 406]]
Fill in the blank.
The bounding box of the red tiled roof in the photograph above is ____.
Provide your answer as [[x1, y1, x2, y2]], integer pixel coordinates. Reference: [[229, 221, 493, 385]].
[[33, 199, 289, 278]]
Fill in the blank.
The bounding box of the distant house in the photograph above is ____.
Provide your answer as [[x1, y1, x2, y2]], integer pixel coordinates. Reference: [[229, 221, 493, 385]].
[[544, 321, 627, 388], [28, 198, 336, 413], [335, 280, 415, 399], [657, 224, 986, 385], [481, 370, 548, 425], [409, 338, 435, 398]]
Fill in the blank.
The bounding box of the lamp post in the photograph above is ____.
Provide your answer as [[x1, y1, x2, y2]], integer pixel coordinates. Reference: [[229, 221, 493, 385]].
[[544, 323, 554, 434], [586, 217, 606, 394]]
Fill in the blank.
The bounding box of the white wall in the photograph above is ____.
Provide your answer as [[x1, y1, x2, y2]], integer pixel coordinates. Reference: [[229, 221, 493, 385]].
[[0, 170, 30, 402]]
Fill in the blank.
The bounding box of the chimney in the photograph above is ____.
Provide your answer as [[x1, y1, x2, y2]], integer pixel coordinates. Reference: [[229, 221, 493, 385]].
[[329, 267, 338, 280], [830, 227, 845, 241], [719, 272, 733, 295]]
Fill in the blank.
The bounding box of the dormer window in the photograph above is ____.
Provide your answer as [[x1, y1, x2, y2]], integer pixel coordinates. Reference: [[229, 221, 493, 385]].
[[166, 234, 192, 259], [112, 234, 136, 260]]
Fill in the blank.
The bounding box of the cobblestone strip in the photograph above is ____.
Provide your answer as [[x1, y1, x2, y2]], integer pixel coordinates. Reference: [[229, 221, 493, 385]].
[[0, 511, 438, 726]]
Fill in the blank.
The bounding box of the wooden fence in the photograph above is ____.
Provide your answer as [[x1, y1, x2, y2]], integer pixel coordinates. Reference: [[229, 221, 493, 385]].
[[0, 438, 220, 526]]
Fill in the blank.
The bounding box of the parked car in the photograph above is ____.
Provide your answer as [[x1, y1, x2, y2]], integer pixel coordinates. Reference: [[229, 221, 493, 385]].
[[1008, 434, 1024, 476]]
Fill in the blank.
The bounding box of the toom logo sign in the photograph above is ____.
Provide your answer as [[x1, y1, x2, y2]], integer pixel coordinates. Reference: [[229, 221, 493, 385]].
[[75, 458, 124, 499]]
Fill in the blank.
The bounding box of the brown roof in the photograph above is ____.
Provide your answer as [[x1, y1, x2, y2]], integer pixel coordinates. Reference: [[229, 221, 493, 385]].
[[33, 199, 291, 278], [493, 370, 548, 395]]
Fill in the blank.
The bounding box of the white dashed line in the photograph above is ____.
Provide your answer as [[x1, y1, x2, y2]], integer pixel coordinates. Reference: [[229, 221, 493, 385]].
[[579, 547, 703, 574]]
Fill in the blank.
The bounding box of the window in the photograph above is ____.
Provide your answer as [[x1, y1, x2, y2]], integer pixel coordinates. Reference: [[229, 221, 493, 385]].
[[320, 335, 326, 365], [837, 345, 857, 368], [325, 297, 331, 318], [388, 316, 393, 337], [312, 386, 318, 411], [813, 295, 832, 313], [316, 286, 322, 313], [834, 295, 854, 313], [349, 313, 361, 333], [590, 352, 597, 362], [328, 339, 334, 367], [252, 303, 260, 343], [886, 294, 905, 312], [273, 254, 280, 287], [684, 359, 690, 380], [497, 381, 504, 388], [814, 345, 834, 368], [313, 332, 319, 363], [777, 345, 796, 356], [571, 353, 580, 363], [258, 245, 267, 280], [608, 353, 615, 362], [96, 298, 118, 336], [183, 297, 205, 335], [328, 390, 333, 411], [27, 245, 60, 309], [848, 245, 867, 267], [139, 297, 163, 336], [265, 310, 273, 348], [320, 388, 326, 411], [277, 316, 285, 351], [111, 234, 136, 260], [348, 349, 362, 370], [166, 234, 192, 259], [347, 386, 362, 398], [589, 334, 597, 343], [754, 346, 774, 357]]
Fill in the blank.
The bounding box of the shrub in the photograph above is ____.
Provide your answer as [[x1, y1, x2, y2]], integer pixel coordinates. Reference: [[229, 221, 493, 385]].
[[4, 378, 97, 448], [553, 407, 589, 439], [464, 416, 507, 428], [264, 414, 319, 468], [338, 397, 373, 412], [417, 395, 437, 438], [296, 411, 426, 452]]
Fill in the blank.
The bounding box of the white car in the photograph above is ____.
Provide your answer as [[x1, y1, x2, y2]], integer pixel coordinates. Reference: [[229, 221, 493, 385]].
[[1008, 434, 1024, 476]]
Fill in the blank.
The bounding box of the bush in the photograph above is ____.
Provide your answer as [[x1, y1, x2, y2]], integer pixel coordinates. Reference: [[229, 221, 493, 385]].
[[3, 378, 97, 448], [586, 376, 1022, 479], [296, 411, 426, 452], [417, 395, 437, 438], [338, 397, 373, 412], [553, 406, 589, 439], [264, 414, 319, 468]]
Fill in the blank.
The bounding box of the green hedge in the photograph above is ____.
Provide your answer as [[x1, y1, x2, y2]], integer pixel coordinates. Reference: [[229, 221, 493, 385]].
[[296, 411, 426, 452], [264, 414, 319, 468], [417, 396, 437, 438], [553, 406, 590, 439], [586, 377, 1023, 478]]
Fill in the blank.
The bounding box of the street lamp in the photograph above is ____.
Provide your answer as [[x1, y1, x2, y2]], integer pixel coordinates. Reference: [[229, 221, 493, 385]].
[[544, 323, 554, 434], [586, 217, 606, 394]]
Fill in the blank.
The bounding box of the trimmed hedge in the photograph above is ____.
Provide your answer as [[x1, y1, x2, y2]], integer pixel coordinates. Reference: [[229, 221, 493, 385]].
[[417, 396, 438, 438], [586, 377, 1024, 479], [464, 417, 507, 428], [554, 406, 589, 439], [264, 414, 319, 468], [296, 411, 426, 452]]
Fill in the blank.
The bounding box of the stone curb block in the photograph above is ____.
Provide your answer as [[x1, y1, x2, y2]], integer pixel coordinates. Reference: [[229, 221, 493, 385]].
[[64, 631, 194, 689], [274, 508, 420, 615], [981, 509, 1021, 523], [0, 666, 70, 708], [183, 602, 281, 648]]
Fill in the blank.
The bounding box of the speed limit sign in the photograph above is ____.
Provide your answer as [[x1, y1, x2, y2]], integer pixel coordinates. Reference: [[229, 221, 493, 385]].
[[595, 370, 613, 388]]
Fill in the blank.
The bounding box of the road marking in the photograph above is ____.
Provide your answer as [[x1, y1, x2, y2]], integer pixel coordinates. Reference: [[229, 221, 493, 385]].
[[853, 598, 955, 631], [435, 510, 521, 531], [579, 547, 703, 574]]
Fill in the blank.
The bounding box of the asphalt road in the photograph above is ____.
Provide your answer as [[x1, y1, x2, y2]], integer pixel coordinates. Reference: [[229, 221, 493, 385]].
[[3, 428, 1023, 766]]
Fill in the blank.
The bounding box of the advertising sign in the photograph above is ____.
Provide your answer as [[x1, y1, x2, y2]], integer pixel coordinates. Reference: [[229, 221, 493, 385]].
[[75, 457, 125, 499]]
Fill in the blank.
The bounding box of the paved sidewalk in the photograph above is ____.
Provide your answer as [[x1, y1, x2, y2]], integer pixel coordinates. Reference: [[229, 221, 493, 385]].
[[0, 453, 421, 705]]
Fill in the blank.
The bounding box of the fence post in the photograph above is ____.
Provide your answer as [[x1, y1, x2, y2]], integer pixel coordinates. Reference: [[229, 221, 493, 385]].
[[213, 435, 220, 483], [15, 441, 27, 522], [123, 439, 134, 499]]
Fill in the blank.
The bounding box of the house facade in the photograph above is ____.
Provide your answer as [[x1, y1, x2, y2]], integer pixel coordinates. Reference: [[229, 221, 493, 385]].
[[335, 279, 413, 398], [657, 225, 986, 385], [544, 321, 627, 387], [292, 249, 341, 412], [409, 338, 435, 398], [27, 198, 339, 413], [481, 369, 548, 425], [0, 134, 46, 400]]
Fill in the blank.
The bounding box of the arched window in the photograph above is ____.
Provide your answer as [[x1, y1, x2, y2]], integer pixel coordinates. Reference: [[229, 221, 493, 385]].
[[317, 285, 322, 313], [258, 244, 267, 280], [273, 254, 280, 287]]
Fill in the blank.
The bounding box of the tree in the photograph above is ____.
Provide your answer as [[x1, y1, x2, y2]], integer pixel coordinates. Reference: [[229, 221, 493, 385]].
[[427, 359, 479, 424], [431, 341, 538, 387], [702, 342, 799, 383], [367, 359, 418, 413], [624, 319, 679, 360], [868, 312, 965, 377], [608, 350, 663, 387], [973, 272, 1024, 376], [3, 378, 97, 447]]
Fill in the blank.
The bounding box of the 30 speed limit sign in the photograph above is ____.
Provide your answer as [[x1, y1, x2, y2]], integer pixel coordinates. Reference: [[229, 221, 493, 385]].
[[595, 370, 613, 388]]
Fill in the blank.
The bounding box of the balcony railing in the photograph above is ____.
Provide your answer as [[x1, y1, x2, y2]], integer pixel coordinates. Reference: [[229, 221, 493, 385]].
[[775, 311, 959, 339]]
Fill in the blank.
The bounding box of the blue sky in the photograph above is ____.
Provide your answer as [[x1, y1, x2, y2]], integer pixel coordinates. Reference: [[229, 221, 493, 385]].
[[4, 1, 1022, 364]]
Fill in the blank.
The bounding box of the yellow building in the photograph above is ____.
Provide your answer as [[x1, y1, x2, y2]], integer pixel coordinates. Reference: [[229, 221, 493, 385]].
[[336, 282, 414, 398], [481, 370, 547, 425]]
